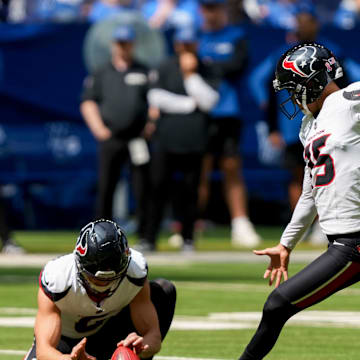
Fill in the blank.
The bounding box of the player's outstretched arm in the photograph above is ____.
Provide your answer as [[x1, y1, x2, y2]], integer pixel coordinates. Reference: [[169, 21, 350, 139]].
[[35, 289, 95, 360], [34, 288, 65, 360], [122, 280, 162, 358], [253, 243, 292, 288]]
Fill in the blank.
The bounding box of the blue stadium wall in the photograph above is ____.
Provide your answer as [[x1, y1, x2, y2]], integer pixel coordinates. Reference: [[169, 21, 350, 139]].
[[0, 22, 359, 229]]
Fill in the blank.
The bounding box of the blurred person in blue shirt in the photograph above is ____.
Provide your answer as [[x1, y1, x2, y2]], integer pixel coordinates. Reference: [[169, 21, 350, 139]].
[[333, 0, 360, 30], [28, 0, 90, 22], [248, 1, 360, 244], [242, 0, 300, 30], [140, 0, 201, 30], [197, 0, 262, 248]]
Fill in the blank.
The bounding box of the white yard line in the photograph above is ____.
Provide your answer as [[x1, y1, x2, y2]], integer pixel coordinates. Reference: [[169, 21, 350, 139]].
[[2, 311, 360, 330], [0, 307, 37, 315], [0, 251, 323, 268], [0, 349, 28, 355], [2, 311, 360, 357]]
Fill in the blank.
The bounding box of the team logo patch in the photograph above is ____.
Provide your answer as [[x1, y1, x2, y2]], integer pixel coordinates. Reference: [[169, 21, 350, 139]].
[[75, 230, 89, 256], [343, 89, 360, 101], [282, 46, 317, 78]]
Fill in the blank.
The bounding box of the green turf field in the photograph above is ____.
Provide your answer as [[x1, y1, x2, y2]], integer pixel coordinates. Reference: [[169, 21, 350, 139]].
[[10, 225, 322, 253], [2, 227, 358, 359]]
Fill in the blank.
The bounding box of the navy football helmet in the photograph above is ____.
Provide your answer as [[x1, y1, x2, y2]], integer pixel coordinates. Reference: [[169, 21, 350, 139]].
[[273, 42, 343, 119], [75, 219, 130, 297]]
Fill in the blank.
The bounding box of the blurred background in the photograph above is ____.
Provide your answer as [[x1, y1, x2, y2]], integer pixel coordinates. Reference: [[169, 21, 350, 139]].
[[1, 0, 360, 243]]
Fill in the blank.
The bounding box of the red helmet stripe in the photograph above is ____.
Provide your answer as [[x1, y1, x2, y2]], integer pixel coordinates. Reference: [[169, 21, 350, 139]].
[[76, 243, 87, 255], [282, 57, 307, 77]]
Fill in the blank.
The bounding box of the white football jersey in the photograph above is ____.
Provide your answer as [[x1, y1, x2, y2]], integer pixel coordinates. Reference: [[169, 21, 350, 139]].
[[281, 82, 360, 249], [40, 249, 148, 338]]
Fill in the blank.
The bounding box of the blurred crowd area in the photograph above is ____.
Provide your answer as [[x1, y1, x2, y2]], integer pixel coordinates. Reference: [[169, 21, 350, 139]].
[[0, 0, 359, 30], [1, 0, 360, 246]]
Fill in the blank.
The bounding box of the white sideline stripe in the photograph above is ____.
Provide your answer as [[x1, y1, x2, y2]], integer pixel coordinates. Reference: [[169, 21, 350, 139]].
[[0, 251, 323, 267], [0, 317, 34, 327], [0, 307, 37, 315], [0, 349, 27, 355], [2, 311, 360, 330]]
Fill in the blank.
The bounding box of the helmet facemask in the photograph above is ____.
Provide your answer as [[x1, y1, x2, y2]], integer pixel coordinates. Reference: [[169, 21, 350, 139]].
[[76, 260, 128, 297], [275, 70, 331, 120]]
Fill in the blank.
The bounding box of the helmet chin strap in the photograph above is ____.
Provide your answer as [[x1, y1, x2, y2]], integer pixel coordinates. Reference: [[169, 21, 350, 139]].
[[80, 271, 121, 296], [296, 87, 312, 116], [87, 280, 116, 294]]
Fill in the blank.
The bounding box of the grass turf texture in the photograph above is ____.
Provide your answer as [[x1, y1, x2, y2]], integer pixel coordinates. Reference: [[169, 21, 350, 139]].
[[0, 327, 359, 360], [10, 226, 327, 253], [0, 228, 355, 359]]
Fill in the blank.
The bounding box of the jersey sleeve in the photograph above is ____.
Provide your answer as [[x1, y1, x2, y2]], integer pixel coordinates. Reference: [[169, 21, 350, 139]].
[[81, 71, 102, 103], [350, 88, 360, 122], [126, 249, 148, 286], [39, 255, 73, 302], [280, 167, 317, 249]]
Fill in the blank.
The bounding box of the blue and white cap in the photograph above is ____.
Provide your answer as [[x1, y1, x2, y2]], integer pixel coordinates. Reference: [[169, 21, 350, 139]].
[[112, 25, 135, 42]]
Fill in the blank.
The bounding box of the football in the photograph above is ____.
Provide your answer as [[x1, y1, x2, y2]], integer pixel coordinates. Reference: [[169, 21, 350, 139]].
[[111, 346, 140, 360]]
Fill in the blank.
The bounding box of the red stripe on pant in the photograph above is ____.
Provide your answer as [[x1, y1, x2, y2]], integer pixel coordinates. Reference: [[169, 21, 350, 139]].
[[295, 262, 360, 309]]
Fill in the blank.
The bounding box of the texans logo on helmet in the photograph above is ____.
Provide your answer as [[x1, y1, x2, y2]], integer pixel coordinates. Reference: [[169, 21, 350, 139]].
[[75, 230, 89, 256], [282, 46, 317, 78]]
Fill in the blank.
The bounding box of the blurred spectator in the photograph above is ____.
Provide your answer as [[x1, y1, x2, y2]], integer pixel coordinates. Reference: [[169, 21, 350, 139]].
[[313, 0, 342, 26], [197, 0, 261, 248], [80, 24, 150, 240], [138, 27, 219, 252], [242, 0, 300, 30], [27, 0, 90, 22], [0, 195, 25, 254], [248, 2, 360, 244], [227, 0, 248, 24], [88, 0, 134, 22], [0, 0, 10, 22], [140, 0, 200, 30], [333, 0, 360, 29]]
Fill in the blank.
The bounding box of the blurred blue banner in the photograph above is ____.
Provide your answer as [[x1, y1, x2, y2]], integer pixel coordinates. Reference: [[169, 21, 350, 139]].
[[0, 23, 97, 229]]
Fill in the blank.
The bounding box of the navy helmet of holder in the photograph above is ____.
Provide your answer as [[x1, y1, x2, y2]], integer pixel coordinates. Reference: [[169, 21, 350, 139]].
[[273, 42, 343, 120], [75, 219, 130, 297]]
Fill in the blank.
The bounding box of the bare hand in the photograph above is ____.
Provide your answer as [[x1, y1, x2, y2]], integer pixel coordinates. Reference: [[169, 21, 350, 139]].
[[70, 338, 96, 360], [117, 332, 149, 355], [179, 52, 198, 76], [94, 125, 112, 142], [253, 243, 291, 288]]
